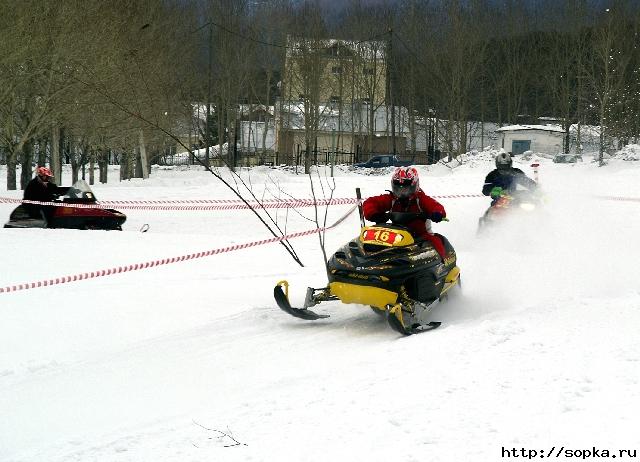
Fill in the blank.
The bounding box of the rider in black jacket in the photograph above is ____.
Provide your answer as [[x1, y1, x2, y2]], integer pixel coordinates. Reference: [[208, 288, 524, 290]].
[[482, 152, 537, 203], [23, 166, 58, 219]]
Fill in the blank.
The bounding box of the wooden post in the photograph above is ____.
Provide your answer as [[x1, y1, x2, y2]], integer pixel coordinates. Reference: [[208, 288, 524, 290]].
[[356, 188, 365, 228]]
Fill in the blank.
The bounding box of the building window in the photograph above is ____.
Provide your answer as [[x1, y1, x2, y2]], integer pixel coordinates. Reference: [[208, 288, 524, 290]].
[[331, 66, 343, 75]]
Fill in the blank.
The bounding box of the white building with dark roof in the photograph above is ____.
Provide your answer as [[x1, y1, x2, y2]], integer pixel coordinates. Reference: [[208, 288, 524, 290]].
[[496, 124, 566, 155]]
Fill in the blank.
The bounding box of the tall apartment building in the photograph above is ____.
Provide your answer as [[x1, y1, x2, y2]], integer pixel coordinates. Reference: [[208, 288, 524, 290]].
[[277, 37, 396, 159]]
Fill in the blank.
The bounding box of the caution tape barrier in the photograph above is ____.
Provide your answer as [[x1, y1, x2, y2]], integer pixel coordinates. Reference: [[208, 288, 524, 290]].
[[4, 193, 640, 211], [595, 195, 640, 203], [0, 194, 484, 211], [4, 192, 640, 293], [0, 206, 357, 294]]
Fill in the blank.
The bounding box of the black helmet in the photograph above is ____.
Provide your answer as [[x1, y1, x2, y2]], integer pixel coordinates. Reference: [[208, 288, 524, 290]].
[[495, 152, 512, 170]]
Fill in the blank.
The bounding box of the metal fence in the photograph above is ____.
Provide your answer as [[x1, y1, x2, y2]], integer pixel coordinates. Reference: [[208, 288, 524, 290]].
[[0, 147, 437, 169], [155, 149, 435, 167]]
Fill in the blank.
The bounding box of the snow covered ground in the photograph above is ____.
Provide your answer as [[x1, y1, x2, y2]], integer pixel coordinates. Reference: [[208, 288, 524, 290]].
[[1, 154, 640, 461]]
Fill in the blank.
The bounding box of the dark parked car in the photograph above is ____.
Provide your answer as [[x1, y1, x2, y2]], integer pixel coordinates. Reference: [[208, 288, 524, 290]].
[[354, 154, 413, 169], [553, 154, 583, 163]]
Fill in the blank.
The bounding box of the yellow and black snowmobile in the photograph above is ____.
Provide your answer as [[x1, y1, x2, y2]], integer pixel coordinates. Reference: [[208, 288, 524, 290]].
[[274, 211, 461, 335]]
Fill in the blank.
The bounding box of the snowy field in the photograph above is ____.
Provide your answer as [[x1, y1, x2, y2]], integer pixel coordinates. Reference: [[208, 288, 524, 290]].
[[1, 154, 640, 461]]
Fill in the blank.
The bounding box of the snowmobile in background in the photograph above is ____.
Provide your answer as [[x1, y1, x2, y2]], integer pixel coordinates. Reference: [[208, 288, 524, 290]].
[[274, 211, 461, 335], [477, 187, 542, 234], [4, 180, 126, 230]]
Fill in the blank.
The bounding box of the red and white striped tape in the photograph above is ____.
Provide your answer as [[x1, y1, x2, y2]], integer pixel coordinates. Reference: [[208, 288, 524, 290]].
[[5, 192, 640, 212], [0, 194, 484, 211], [93, 194, 485, 205], [0, 196, 357, 211], [595, 195, 640, 203], [0, 206, 357, 294], [0, 197, 129, 209]]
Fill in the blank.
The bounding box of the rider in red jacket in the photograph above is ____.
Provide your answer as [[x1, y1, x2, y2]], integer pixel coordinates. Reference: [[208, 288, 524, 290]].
[[362, 167, 447, 260]]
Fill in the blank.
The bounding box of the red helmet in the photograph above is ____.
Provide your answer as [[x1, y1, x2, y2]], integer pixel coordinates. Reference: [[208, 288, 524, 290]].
[[391, 167, 419, 198], [37, 166, 53, 179]]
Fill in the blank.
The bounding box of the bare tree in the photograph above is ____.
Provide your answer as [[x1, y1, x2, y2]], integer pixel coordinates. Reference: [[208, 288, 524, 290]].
[[486, 1, 535, 126], [539, 0, 590, 153], [0, 0, 80, 189], [584, 1, 637, 164], [282, 3, 328, 173], [601, 4, 640, 146], [420, 0, 490, 158]]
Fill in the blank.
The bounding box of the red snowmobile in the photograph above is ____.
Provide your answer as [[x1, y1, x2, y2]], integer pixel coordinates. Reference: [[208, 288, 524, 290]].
[[477, 187, 542, 234], [4, 180, 126, 230]]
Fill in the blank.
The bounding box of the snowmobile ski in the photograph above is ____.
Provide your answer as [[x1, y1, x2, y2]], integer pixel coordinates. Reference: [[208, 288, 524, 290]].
[[386, 300, 442, 335], [386, 311, 441, 335], [274, 281, 329, 320]]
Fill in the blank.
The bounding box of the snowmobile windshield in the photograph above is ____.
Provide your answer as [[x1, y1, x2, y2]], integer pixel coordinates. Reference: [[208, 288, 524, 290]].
[[61, 180, 98, 202], [508, 187, 539, 204], [501, 173, 535, 194]]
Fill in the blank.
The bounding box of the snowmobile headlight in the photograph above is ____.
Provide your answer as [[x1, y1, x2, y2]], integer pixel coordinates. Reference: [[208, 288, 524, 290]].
[[409, 249, 438, 261], [519, 202, 536, 211]]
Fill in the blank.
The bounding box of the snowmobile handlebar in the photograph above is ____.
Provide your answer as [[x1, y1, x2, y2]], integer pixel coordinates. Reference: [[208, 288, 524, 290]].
[[388, 211, 449, 224], [372, 213, 450, 225]]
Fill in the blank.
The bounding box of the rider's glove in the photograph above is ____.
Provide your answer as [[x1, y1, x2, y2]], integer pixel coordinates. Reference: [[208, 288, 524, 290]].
[[430, 211, 444, 223], [371, 212, 390, 224], [490, 186, 503, 199]]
